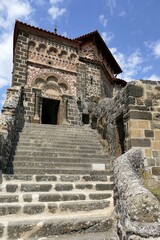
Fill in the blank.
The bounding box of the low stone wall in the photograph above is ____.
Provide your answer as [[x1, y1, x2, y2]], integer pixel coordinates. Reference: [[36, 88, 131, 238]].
[[0, 86, 24, 173], [114, 148, 160, 239]]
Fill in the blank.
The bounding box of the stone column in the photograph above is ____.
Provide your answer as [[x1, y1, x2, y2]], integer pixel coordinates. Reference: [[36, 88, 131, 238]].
[[62, 95, 69, 125], [33, 89, 41, 123]]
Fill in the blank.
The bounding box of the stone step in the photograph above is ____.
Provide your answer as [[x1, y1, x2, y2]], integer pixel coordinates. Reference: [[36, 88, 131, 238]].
[[15, 144, 102, 150], [13, 168, 113, 175], [3, 174, 113, 183], [15, 141, 102, 148], [0, 191, 112, 203], [0, 212, 114, 239], [30, 231, 117, 240], [15, 148, 104, 155], [13, 156, 110, 165], [18, 137, 100, 144], [23, 123, 95, 130], [14, 151, 107, 159], [20, 129, 96, 135], [14, 152, 107, 158], [0, 199, 111, 217], [13, 161, 110, 171], [2, 182, 114, 193]]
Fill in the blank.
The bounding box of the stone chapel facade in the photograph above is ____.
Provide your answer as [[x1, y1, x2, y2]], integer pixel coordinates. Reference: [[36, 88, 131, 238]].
[[12, 20, 123, 125]]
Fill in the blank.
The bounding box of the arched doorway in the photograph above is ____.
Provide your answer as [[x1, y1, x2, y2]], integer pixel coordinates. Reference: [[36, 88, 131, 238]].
[[32, 74, 69, 125]]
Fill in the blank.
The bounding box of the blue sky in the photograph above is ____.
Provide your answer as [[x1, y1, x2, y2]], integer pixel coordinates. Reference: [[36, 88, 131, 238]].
[[0, 0, 160, 109]]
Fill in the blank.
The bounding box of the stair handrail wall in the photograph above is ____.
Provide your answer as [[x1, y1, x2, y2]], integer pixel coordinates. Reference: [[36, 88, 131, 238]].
[[113, 148, 160, 239], [0, 86, 25, 174]]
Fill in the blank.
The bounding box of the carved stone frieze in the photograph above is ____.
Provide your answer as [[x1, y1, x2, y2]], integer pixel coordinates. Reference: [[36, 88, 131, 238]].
[[27, 35, 78, 72], [27, 65, 77, 96]]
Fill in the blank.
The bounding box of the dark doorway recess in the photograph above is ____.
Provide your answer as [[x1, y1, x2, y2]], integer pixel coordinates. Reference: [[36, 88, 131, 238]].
[[116, 113, 125, 154], [42, 98, 60, 125], [82, 114, 89, 124]]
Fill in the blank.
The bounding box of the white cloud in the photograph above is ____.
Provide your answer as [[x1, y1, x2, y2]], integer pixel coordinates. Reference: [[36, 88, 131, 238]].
[[99, 15, 107, 27], [118, 10, 126, 17], [142, 65, 153, 73], [0, 93, 6, 108], [0, 78, 9, 89], [144, 74, 160, 81], [101, 31, 114, 43], [0, 0, 34, 90], [145, 40, 160, 59], [110, 48, 143, 81], [48, 0, 66, 21], [106, 0, 116, 15], [0, 0, 33, 30], [151, 40, 160, 58]]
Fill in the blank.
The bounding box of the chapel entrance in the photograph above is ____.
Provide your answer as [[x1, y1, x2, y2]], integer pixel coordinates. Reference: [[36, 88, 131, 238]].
[[42, 98, 60, 125]]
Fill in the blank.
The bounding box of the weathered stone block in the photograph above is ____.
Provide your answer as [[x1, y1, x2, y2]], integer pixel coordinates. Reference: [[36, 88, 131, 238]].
[[0, 205, 21, 216], [96, 184, 114, 191], [82, 175, 108, 182], [6, 184, 18, 193], [126, 84, 143, 97], [60, 175, 80, 182], [152, 167, 160, 175], [129, 111, 152, 120], [127, 138, 151, 148], [23, 194, 32, 202], [59, 200, 110, 212], [75, 184, 93, 189], [0, 195, 19, 203], [146, 158, 155, 167], [39, 194, 61, 202], [62, 194, 85, 201], [36, 175, 57, 182], [145, 130, 154, 138], [48, 203, 58, 213], [55, 184, 73, 191], [23, 204, 45, 214], [89, 193, 111, 200]]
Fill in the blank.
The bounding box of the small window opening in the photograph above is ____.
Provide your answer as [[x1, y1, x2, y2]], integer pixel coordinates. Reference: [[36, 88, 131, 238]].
[[48, 61, 52, 65], [90, 76, 93, 85], [91, 117, 97, 129]]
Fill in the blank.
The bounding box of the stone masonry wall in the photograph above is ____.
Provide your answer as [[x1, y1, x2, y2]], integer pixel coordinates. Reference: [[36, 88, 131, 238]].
[[89, 80, 160, 167], [0, 86, 24, 173], [12, 32, 28, 86], [77, 60, 105, 100]]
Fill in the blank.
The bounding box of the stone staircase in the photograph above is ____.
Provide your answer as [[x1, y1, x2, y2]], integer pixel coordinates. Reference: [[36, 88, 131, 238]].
[[0, 123, 117, 240]]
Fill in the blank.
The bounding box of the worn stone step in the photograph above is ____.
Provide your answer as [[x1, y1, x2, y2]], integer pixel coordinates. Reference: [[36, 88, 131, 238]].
[[3, 182, 114, 193], [0, 211, 114, 239], [14, 152, 107, 159], [15, 141, 102, 148], [18, 138, 100, 145], [13, 161, 95, 170], [3, 174, 113, 183], [15, 148, 104, 155], [29, 231, 118, 240], [0, 192, 112, 203], [0, 199, 111, 217], [13, 156, 110, 165], [20, 130, 96, 135], [13, 168, 113, 175], [15, 144, 103, 150]]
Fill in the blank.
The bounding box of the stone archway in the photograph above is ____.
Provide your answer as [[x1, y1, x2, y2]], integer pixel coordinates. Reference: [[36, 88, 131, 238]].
[[32, 74, 69, 125]]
